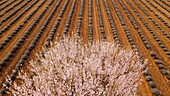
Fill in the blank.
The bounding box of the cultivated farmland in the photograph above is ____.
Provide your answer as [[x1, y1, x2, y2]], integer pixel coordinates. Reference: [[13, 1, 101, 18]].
[[0, 0, 170, 95]]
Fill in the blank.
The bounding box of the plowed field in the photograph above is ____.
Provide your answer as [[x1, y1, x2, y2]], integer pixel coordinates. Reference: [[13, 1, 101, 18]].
[[0, 0, 170, 95]]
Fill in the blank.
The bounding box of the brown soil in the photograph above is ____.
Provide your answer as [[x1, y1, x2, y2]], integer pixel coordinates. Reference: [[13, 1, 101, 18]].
[[81, 0, 89, 43], [92, 0, 100, 42], [0, 0, 170, 95], [0, 0, 31, 28], [0, 0, 19, 15]]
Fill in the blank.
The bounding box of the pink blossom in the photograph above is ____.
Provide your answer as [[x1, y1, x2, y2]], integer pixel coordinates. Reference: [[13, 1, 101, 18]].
[[9, 37, 145, 96]]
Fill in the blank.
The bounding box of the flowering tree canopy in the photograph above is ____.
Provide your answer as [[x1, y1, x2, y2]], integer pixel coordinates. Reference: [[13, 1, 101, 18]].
[[10, 37, 146, 96]]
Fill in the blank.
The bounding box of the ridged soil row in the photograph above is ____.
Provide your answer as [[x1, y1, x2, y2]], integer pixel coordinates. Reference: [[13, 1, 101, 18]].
[[134, 2, 170, 50], [141, 0, 170, 29], [0, 0, 10, 13], [159, 0, 170, 8], [21, 0, 66, 73], [0, 0, 14, 13], [68, 0, 81, 36], [92, 0, 100, 42], [124, 0, 170, 95], [99, 0, 113, 41], [107, 0, 131, 48], [0, 0, 24, 19], [138, 0, 170, 35], [150, 0, 170, 18], [116, 1, 168, 95], [27, 0, 66, 61], [129, 0, 170, 69], [123, 1, 170, 95], [0, 0, 31, 28], [81, 0, 89, 43], [0, 0, 40, 47], [0, 0, 9, 6], [0, 0, 52, 86], [54, 0, 73, 40], [0, 0, 18, 14], [115, 0, 152, 95], [0, 0, 44, 61], [0, 0, 35, 38]]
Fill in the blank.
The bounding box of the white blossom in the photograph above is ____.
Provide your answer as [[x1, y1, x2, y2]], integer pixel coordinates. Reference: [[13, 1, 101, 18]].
[[10, 37, 145, 96]]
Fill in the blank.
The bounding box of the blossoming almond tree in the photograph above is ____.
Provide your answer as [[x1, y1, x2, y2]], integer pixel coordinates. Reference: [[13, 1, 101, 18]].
[[9, 37, 146, 96]]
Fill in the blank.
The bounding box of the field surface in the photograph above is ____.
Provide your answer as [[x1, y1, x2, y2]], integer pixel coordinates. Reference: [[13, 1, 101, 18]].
[[0, 0, 170, 95]]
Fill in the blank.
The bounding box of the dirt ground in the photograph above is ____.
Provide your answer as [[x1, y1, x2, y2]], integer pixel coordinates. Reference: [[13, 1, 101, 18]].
[[0, 0, 170, 95]]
